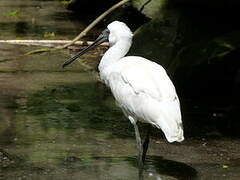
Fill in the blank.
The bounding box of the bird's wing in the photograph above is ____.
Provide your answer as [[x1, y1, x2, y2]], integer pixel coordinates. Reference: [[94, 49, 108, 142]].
[[114, 57, 177, 102]]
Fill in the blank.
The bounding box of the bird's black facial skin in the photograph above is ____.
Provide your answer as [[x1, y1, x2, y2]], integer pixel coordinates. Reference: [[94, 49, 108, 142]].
[[100, 28, 110, 41], [62, 28, 110, 68]]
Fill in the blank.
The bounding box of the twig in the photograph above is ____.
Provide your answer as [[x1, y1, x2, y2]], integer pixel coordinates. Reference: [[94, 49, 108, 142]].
[[139, 0, 152, 12]]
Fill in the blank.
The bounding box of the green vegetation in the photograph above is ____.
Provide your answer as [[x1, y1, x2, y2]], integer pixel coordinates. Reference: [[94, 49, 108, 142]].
[[43, 32, 56, 38], [3, 10, 20, 18], [60, 0, 71, 5]]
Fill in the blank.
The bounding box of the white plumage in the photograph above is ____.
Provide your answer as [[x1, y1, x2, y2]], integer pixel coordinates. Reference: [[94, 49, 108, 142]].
[[63, 21, 184, 168]]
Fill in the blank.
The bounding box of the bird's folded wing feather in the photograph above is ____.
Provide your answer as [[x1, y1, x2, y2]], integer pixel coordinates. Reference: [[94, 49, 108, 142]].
[[114, 58, 177, 102]]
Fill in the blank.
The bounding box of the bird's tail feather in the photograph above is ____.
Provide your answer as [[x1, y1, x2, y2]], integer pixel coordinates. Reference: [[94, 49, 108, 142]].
[[153, 100, 184, 143]]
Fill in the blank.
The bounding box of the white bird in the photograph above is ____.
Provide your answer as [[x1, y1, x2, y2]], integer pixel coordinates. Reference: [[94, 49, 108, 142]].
[[63, 21, 184, 169]]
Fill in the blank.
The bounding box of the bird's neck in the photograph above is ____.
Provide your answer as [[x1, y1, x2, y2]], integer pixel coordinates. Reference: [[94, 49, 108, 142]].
[[98, 39, 132, 73]]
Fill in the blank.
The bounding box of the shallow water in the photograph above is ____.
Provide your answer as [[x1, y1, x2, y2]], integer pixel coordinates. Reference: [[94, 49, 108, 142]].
[[0, 0, 100, 40], [1, 0, 240, 180]]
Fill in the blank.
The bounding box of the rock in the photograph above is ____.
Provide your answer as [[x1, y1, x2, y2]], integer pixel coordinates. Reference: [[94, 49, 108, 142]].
[[132, 0, 167, 19], [129, 8, 179, 70]]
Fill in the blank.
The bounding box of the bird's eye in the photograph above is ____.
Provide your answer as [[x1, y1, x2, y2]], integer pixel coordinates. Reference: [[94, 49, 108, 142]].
[[102, 28, 110, 36]]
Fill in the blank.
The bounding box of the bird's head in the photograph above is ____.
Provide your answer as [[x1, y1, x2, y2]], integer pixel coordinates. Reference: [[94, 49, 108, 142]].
[[107, 21, 133, 46], [62, 21, 133, 68]]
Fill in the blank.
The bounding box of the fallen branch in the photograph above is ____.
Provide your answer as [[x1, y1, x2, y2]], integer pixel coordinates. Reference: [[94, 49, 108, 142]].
[[0, 40, 108, 47]]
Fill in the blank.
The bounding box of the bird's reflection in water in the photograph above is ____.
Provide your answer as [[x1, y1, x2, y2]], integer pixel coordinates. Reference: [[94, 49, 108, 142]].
[[63, 156, 197, 180], [137, 156, 197, 180]]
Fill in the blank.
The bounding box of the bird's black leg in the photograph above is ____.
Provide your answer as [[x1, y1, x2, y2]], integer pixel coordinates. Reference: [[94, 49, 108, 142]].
[[132, 121, 145, 180], [132, 121, 144, 169], [142, 125, 151, 163]]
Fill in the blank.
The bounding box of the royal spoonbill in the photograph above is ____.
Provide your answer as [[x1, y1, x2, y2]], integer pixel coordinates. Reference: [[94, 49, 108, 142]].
[[62, 21, 184, 168]]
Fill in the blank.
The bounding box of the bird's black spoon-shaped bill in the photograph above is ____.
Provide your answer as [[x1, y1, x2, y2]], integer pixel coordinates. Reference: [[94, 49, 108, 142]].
[[62, 29, 110, 68]]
